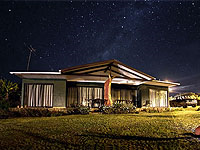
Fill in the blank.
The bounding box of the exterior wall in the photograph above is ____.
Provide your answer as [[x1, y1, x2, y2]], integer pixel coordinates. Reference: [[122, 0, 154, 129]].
[[66, 82, 169, 108], [20, 79, 169, 108], [22, 79, 66, 107], [138, 84, 169, 107]]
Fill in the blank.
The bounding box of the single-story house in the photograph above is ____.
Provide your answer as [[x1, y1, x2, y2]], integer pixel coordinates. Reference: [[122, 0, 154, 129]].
[[10, 59, 179, 108]]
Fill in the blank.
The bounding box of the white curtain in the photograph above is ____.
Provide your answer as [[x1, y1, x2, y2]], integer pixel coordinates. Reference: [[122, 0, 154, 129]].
[[111, 88, 136, 103], [24, 84, 53, 107], [67, 87, 103, 107], [149, 89, 167, 107]]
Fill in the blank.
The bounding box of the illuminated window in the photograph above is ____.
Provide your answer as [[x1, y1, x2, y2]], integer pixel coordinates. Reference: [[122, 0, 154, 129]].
[[149, 89, 167, 107], [24, 84, 53, 107], [67, 87, 103, 107]]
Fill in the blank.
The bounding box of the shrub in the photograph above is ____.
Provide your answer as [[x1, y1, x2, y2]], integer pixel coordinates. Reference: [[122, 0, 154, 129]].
[[164, 108, 171, 112], [0, 108, 9, 119], [69, 106, 90, 115], [0, 98, 10, 110], [0, 79, 20, 109], [79, 106, 90, 114], [49, 110, 66, 117], [68, 104, 90, 115], [141, 107, 165, 113], [170, 107, 184, 112], [66, 108, 75, 114], [3, 106, 90, 119], [124, 103, 136, 113], [9, 108, 52, 117], [100, 103, 136, 114], [8, 88, 21, 108]]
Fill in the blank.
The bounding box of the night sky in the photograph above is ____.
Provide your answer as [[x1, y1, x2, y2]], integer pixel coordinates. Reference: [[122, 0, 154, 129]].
[[0, 1, 200, 94]]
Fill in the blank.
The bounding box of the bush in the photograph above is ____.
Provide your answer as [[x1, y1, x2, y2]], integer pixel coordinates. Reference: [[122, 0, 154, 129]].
[[169, 107, 184, 112], [9, 108, 52, 117], [164, 108, 171, 112], [8, 88, 21, 108], [100, 103, 136, 114], [140, 107, 185, 113], [0, 108, 9, 119], [67, 106, 90, 115], [79, 106, 90, 114], [0, 98, 10, 110], [141, 107, 166, 113], [2, 106, 90, 119], [49, 110, 67, 117]]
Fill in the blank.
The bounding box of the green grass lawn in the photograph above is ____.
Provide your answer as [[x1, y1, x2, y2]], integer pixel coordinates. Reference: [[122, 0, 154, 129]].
[[0, 110, 200, 150]]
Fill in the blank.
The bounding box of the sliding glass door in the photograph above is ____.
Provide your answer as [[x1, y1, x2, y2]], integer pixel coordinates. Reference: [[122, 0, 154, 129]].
[[24, 84, 53, 107], [67, 87, 103, 107], [111, 88, 137, 105], [149, 89, 168, 107]]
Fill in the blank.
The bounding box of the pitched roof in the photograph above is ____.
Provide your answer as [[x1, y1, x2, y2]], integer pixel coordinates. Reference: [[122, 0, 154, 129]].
[[61, 59, 155, 81], [10, 59, 180, 87]]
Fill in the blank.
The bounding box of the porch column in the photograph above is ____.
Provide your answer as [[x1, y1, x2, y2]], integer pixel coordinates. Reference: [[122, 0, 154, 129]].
[[104, 75, 114, 106]]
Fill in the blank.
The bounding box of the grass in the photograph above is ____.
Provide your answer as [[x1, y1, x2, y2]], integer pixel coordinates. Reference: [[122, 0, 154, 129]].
[[0, 110, 200, 149]]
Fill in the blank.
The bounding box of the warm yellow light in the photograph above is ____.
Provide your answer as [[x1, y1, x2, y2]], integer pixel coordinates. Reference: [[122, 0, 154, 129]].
[[169, 88, 173, 92]]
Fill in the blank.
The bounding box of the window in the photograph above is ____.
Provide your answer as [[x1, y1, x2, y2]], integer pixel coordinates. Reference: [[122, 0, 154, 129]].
[[24, 84, 53, 107], [67, 87, 103, 107], [149, 89, 168, 107], [111, 88, 137, 104]]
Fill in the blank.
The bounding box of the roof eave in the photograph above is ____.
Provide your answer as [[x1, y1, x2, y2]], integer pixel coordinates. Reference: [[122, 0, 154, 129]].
[[10, 71, 61, 75], [145, 80, 180, 87]]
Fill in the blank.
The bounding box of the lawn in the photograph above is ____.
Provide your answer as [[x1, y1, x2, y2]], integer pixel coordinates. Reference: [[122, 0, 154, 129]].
[[0, 110, 200, 150]]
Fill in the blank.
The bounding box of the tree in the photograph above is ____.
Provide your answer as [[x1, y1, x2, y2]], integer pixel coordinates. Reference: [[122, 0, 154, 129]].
[[0, 79, 19, 109]]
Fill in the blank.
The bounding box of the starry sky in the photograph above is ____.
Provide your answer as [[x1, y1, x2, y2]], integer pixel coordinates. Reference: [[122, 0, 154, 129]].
[[0, 1, 200, 94]]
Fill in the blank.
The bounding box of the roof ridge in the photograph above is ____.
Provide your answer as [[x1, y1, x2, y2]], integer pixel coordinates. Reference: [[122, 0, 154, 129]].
[[61, 59, 115, 72], [61, 59, 155, 80]]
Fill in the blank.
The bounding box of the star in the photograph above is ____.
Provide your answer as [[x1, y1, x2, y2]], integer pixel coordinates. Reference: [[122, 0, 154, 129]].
[[0, 1, 200, 95]]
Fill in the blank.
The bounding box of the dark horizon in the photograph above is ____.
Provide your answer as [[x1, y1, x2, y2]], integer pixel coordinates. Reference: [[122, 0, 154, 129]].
[[0, 1, 200, 94]]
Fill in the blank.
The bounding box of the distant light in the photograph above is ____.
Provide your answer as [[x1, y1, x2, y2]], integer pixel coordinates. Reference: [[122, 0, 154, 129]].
[[8, 9, 11, 12], [169, 88, 173, 92]]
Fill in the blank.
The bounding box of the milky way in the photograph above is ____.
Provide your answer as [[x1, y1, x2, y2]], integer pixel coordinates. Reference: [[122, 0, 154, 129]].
[[0, 1, 200, 94]]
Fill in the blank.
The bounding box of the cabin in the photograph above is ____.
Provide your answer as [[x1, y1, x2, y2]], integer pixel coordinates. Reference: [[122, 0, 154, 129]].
[[10, 59, 179, 108]]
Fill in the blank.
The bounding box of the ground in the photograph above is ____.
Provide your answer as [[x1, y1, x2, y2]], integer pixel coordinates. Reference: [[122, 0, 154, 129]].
[[0, 110, 200, 149]]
